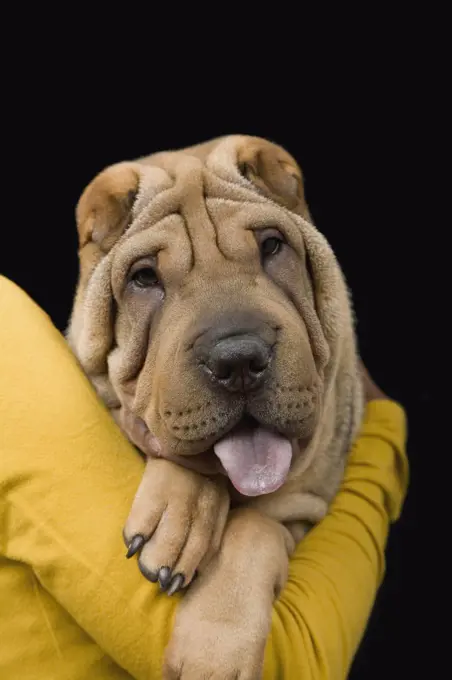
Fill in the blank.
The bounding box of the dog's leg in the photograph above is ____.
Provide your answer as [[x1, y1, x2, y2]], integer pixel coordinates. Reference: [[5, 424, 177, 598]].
[[164, 508, 294, 680], [124, 458, 230, 594]]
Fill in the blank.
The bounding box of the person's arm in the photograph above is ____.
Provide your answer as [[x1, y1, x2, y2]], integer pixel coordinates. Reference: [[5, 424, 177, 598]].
[[264, 399, 407, 678], [0, 276, 408, 679], [0, 277, 174, 679]]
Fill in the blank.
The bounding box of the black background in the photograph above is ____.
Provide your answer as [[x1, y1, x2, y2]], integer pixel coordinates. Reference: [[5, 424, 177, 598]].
[[0, 33, 439, 678]]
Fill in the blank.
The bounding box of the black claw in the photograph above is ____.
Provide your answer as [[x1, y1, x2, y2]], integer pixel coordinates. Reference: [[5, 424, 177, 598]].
[[126, 535, 146, 559], [167, 573, 185, 596], [138, 560, 159, 583], [158, 566, 172, 590]]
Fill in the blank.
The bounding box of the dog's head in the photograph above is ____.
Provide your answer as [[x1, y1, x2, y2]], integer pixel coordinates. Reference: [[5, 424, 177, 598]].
[[68, 135, 359, 497]]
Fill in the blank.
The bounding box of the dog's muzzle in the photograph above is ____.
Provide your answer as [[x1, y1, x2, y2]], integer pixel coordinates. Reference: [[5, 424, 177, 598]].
[[196, 333, 271, 392], [192, 314, 276, 394]]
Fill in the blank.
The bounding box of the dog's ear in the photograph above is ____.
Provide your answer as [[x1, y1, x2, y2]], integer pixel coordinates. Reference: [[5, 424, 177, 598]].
[[76, 162, 141, 253], [237, 138, 312, 221]]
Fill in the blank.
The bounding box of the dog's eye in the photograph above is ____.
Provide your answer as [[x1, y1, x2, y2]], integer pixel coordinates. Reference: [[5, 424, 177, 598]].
[[131, 267, 159, 288], [261, 236, 284, 258]]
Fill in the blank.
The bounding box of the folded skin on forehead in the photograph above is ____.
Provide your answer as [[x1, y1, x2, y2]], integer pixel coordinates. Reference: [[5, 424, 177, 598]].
[[115, 160, 311, 285], [110, 213, 192, 300], [109, 177, 316, 355]]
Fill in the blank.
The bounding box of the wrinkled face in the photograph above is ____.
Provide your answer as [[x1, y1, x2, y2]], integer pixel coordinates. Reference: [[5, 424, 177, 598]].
[[107, 188, 328, 497], [70, 137, 351, 498]]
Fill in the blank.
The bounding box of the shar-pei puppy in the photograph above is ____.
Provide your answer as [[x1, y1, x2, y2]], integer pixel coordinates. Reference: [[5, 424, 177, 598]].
[[68, 135, 364, 678]]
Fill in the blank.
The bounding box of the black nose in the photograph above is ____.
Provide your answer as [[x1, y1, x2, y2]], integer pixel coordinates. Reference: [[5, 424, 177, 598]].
[[199, 334, 272, 392]]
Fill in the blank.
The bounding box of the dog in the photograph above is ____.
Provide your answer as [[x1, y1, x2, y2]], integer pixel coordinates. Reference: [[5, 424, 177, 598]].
[[68, 135, 364, 678]]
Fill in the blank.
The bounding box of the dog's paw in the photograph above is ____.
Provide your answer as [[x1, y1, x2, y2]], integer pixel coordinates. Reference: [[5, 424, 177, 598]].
[[163, 578, 269, 679], [164, 620, 266, 679], [123, 458, 229, 594], [162, 508, 286, 679], [164, 617, 267, 679]]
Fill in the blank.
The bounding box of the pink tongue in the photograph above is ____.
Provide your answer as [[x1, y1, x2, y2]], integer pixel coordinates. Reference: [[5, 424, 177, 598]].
[[213, 423, 292, 497]]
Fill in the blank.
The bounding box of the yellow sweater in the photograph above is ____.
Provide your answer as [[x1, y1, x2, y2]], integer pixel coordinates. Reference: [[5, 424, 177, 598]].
[[0, 276, 408, 680]]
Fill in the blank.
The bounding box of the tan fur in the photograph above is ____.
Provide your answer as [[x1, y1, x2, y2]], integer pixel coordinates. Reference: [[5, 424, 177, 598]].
[[68, 135, 363, 679]]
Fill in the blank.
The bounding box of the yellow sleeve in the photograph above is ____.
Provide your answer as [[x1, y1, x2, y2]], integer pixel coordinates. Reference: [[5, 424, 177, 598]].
[[0, 276, 408, 680], [264, 400, 408, 679], [0, 276, 175, 680]]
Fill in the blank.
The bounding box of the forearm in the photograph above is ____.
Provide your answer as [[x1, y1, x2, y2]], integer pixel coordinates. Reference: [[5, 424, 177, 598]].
[[1, 277, 176, 679], [263, 401, 408, 679]]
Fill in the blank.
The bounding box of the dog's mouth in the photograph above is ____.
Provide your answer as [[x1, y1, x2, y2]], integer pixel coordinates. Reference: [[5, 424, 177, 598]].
[[212, 415, 293, 497], [123, 408, 298, 497]]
